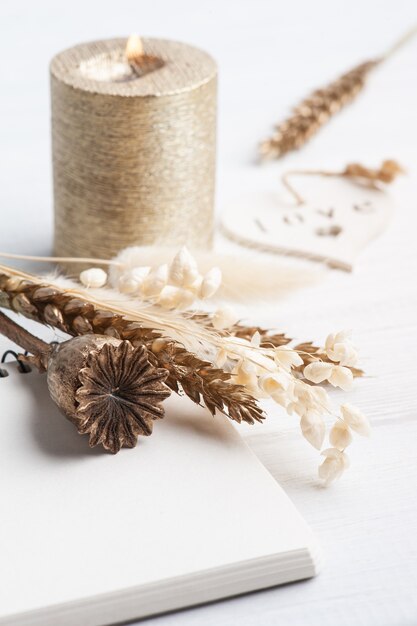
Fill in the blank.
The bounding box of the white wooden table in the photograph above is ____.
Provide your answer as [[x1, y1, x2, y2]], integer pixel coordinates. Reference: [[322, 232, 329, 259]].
[[1, 1, 417, 624]]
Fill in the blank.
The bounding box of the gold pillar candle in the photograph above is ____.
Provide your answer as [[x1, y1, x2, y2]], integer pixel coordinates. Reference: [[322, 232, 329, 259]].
[[50, 37, 217, 262]]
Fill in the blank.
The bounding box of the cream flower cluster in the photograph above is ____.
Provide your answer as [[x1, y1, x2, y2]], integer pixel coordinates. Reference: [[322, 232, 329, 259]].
[[303, 330, 359, 391], [80, 247, 222, 310], [319, 404, 370, 484], [78, 257, 369, 485], [213, 328, 369, 484], [325, 330, 358, 367]]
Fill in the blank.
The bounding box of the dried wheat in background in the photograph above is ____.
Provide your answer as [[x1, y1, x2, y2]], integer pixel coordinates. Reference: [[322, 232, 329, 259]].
[[259, 27, 417, 160], [260, 60, 379, 160]]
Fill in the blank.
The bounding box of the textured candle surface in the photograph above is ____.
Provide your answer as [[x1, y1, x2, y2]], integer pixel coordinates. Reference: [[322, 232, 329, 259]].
[[50, 38, 217, 265]]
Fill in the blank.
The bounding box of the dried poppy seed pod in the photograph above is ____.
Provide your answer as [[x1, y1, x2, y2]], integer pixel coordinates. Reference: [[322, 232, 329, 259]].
[[47, 335, 170, 453]]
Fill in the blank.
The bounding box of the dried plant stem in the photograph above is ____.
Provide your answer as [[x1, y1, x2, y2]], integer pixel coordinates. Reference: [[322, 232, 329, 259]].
[[281, 160, 404, 205], [382, 24, 417, 59], [0, 310, 50, 370], [0, 251, 122, 268]]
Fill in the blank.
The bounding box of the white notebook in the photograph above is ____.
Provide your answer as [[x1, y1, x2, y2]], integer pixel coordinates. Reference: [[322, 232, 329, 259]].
[[0, 338, 321, 626]]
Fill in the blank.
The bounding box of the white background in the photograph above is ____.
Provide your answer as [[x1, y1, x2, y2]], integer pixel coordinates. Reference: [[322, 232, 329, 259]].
[[1, 1, 417, 625]]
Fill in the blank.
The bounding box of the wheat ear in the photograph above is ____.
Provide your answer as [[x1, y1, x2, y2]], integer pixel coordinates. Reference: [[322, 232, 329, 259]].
[[260, 26, 417, 160]]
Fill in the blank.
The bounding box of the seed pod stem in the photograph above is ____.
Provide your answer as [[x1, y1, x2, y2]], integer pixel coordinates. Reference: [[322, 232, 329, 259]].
[[0, 310, 51, 371]]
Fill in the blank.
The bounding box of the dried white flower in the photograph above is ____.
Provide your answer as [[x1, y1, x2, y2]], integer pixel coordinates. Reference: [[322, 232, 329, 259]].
[[175, 289, 196, 311], [309, 385, 332, 413], [118, 266, 150, 294], [79, 268, 107, 288], [271, 383, 297, 408], [332, 342, 358, 367], [200, 267, 222, 299], [303, 361, 333, 383], [158, 286, 186, 309], [288, 380, 327, 417], [251, 331, 261, 348], [212, 306, 238, 330], [232, 360, 259, 393], [274, 346, 304, 370], [325, 330, 358, 367], [304, 361, 354, 390], [142, 264, 168, 297], [169, 246, 200, 288], [118, 274, 139, 295], [258, 371, 290, 396], [329, 420, 352, 450], [341, 403, 371, 436], [328, 365, 354, 390], [325, 330, 351, 352], [186, 275, 203, 296], [318, 448, 350, 484], [300, 411, 325, 450]]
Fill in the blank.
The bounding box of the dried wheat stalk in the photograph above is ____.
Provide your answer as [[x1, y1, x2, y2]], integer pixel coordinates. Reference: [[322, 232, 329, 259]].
[[260, 60, 379, 160], [259, 27, 417, 159], [0, 266, 264, 425]]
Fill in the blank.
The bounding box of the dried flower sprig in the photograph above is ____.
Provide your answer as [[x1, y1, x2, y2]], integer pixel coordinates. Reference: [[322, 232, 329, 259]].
[[260, 59, 379, 160], [102, 246, 222, 310], [260, 27, 417, 159], [281, 159, 404, 205], [0, 256, 368, 483]]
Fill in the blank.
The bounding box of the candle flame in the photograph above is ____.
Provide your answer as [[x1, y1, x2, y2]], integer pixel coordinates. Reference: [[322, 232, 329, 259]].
[[125, 34, 144, 62]]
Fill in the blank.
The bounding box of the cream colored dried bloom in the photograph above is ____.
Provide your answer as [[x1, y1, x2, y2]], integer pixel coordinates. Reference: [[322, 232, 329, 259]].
[[157, 286, 192, 310], [325, 330, 351, 351], [213, 334, 271, 370], [200, 267, 222, 299], [332, 342, 358, 367], [329, 420, 352, 450], [304, 361, 333, 384], [309, 385, 332, 413], [328, 365, 354, 390], [287, 380, 330, 417], [250, 331, 261, 348], [274, 346, 304, 370], [325, 330, 358, 367], [79, 268, 107, 289], [169, 246, 200, 288], [341, 403, 371, 436], [258, 371, 291, 396], [212, 306, 238, 330], [304, 361, 353, 390], [118, 266, 150, 294], [142, 264, 168, 297], [319, 448, 350, 484], [232, 360, 259, 394], [271, 382, 297, 409], [300, 411, 325, 450]]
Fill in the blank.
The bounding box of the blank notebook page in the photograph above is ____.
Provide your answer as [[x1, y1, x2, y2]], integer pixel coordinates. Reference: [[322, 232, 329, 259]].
[[0, 356, 320, 626]]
